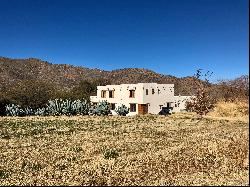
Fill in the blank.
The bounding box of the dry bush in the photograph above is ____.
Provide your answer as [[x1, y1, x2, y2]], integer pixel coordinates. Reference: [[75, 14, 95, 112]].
[[0, 114, 248, 186], [214, 75, 249, 102], [186, 69, 215, 116], [209, 101, 249, 118]]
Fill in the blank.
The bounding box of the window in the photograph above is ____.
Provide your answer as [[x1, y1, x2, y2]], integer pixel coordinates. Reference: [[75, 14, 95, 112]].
[[152, 89, 155, 94], [110, 103, 116, 110], [158, 89, 160, 94], [130, 104, 136, 112], [101, 90, 106, 98], [129, 90, 135, 98], [109, 90, 114, 98], [146, 89, 149, 95]]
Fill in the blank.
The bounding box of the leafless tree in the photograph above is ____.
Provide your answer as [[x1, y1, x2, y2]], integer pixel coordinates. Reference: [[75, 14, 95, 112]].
[[186, 69, 215, 117]]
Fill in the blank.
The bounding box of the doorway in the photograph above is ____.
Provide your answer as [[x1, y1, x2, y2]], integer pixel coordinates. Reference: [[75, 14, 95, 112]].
[[138, 104, 148, 115]]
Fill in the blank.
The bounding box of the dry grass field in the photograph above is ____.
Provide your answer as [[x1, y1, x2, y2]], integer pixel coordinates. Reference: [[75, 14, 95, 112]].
[[0, 112, 249, 186]]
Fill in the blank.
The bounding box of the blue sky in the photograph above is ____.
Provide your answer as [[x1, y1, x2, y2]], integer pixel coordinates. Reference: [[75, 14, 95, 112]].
[[0, 0, 248, 82]]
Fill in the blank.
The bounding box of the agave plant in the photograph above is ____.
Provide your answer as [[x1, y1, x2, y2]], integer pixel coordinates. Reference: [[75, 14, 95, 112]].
[[46, 99, 65, 116], [5, 98, 90, 117], [62, 99, 73, 116], [35, 107, 47, 116], [23, 107, 34, 116], [115, 104, 129, 116], [72, 99, 89, 115], [42, 98, 90, 116], [89, 101, 111, 116], [5, 104, 25, 116]]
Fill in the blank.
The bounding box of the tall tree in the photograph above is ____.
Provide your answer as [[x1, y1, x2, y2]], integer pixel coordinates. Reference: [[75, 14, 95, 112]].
[[6, 80, 56, 109]]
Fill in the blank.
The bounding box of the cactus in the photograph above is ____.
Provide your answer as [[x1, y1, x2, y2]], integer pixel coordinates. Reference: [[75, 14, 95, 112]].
[[62, 99, 73, 116], [115, 104, 129, 116], [6, 104, 34, 116], [24, 107, 34, 116], [88, 104, 96, 116], [43, 98, 90, 116], [89, 101, 111, 116], [72, 99, 89, 115], [5, 104, 25, 116], [5, 98, 90, 117], [46, 99, 65, 116], [35, 107, 47, 116]]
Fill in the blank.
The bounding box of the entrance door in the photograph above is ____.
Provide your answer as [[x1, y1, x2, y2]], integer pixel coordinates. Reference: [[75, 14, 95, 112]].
[[138, 104, 148, 115]]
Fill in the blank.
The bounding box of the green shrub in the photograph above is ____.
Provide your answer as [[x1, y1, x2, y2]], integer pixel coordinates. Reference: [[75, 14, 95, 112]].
[[0, 95, 10, 116], [89, 101, 111, 116], [5, 104, 25, 116], [71, 99, 89, 115], [45, 98, 89, 116], [35, 107, 48, 116], [5, 98, 89, 116], [5, 80, 56, 109], [46, 99, 65, 116], [115, 104, 129, 116]]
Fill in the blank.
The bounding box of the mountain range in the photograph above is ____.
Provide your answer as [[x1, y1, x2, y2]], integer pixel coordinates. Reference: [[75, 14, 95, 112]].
[[0, 56, 207, 95]]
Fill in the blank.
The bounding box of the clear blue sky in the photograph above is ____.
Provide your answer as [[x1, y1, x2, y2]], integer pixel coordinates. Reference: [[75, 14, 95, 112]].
[[0, 0, 248, 82]]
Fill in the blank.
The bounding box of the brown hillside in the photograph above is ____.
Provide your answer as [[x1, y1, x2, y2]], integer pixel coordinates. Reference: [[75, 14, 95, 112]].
[[0, 57, 206, 95]]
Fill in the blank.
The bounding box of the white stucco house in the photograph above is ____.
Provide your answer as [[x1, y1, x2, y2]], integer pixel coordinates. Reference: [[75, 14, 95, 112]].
[[90, 83, 192, 116]]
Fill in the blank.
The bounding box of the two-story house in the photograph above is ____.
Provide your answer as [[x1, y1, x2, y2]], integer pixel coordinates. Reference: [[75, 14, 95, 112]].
[[90, 83, 191, 116]]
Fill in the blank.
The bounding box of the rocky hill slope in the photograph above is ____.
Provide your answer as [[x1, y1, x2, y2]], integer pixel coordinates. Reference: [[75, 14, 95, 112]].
[[0, 57, 200, 95]]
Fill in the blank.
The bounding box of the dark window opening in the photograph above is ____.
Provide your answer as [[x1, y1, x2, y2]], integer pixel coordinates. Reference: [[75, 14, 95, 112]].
[[146, 89, 149, 95], [110, 103, 116, 110], [129, 90, 135, 98], [152, 89, 155, 94], [130, 104, 136, 112], [101, 90, 106, 98], [109, 90, 114, 98]]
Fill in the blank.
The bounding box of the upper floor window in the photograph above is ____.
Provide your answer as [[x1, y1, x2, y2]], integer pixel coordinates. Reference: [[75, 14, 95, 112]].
[[146, 89, 149, 95], [152, 89, 155, 94], [109, 90, 114, 98], [101, 90, 106, 98], [129, 90, 135, 98]]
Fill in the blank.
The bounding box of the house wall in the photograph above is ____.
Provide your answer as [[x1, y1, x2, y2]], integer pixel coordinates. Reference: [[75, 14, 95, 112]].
[[90, 83, 144, 116], [141, 83, 175, 114], [90, 83, 189, 116], [172, 96, 192, 112]]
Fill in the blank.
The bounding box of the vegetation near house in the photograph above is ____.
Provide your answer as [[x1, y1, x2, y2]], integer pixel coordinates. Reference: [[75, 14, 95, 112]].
[[186, 69, 215, 116], [89, 101, 111, 116], [0, 57, 248, 116], [0, 57, 249, 186], [115, 104, 130, 116], [4, 80, 56, 108]]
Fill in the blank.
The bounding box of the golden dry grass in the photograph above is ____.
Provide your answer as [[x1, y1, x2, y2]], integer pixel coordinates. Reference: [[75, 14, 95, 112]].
[[208, 101, 249, 121], [0, 113, 249, 186]]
